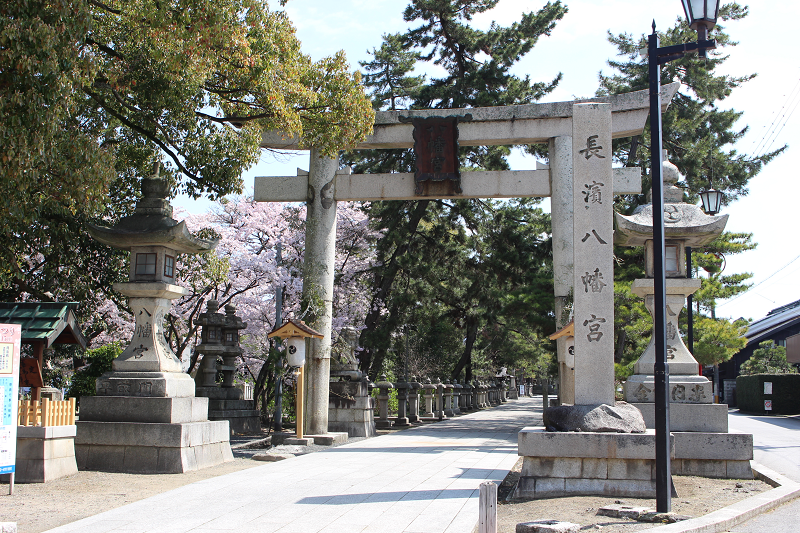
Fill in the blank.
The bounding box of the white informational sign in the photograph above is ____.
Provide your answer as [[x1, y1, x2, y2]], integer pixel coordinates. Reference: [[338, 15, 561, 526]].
[[764, 382, 773, 395], [519, 385, 525, 396], [764, 400, 773, 411], [0, 324, 21, 475]]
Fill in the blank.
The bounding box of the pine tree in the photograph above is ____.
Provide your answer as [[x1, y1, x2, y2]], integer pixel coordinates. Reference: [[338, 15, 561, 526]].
[[598, 3, 784, 209], [345, 0, 568, 380], [360, 33, 425, 111]]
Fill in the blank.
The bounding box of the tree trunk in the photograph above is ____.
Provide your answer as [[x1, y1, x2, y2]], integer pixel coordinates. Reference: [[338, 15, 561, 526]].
[[359, 200, 430, 378], [615, 329, 627, 363], [451, 316, 478, 381]]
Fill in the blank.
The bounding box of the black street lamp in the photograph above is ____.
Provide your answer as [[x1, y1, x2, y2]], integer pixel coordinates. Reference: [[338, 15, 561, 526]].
[[648, 0, 720, 513]]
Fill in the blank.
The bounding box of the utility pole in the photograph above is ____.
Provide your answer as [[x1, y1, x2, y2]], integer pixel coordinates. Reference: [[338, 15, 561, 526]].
[[273, 243, 284, 431]]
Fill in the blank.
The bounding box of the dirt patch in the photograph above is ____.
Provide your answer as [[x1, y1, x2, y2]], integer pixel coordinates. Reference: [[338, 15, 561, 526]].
[[0, 458, 260, 533], [497, 458, 771, 533]]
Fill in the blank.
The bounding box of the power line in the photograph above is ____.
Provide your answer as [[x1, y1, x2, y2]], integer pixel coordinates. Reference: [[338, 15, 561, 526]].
[[716, 253, 800, 308], [752, 76, 800, 159]]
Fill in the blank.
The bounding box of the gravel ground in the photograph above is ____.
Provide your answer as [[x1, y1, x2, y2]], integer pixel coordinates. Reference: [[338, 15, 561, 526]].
[[0, 431, 771, 533], [494, 458, 771, 533]]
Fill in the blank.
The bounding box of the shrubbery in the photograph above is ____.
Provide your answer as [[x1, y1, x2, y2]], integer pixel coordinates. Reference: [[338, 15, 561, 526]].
[[736, 373, 800, 415], [66, 342, 122, 404]]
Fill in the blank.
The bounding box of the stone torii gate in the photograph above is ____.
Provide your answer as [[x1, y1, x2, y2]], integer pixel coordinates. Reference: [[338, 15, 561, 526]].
[[255, 83, 680, 435]]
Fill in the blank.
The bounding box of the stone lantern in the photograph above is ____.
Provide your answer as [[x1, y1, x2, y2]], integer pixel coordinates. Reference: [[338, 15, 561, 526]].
[[614, 151, 729, 431], [78, 165, 233, 473], [88, 167, 219, 377]]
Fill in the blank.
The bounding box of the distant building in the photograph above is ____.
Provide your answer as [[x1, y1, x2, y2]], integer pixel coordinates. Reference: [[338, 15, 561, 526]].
[[720, 299, 800, 383]]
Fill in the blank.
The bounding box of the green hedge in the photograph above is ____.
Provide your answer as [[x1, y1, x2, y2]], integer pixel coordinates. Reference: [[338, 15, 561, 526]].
[[736, 374, 800, 415]]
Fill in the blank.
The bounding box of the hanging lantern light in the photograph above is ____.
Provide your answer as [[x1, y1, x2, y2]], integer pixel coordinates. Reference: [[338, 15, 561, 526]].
[[699, 186, 723, 215]]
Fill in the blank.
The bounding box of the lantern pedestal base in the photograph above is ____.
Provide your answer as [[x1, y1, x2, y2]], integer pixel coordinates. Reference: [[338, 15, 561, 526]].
[[76, 373, 233, 474], [95, 371, 196, 398]]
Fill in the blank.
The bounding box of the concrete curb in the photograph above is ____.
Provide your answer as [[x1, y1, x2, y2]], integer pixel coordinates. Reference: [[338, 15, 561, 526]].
[[640, 463, 800, 532]]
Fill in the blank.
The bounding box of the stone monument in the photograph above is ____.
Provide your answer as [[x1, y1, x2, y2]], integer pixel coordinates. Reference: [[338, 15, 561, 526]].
[[194, 300, 260, 434], [516, 103, 661, 499], [76, 165, 233, 473], [328, 327, 375, 437]]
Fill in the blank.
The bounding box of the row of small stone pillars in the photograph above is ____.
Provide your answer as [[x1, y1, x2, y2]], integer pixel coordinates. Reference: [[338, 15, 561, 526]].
[[373, 376, 511, 429]]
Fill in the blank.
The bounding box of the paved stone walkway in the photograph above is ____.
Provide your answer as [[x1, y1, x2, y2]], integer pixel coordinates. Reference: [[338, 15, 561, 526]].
[[44, 397, 542, 533]]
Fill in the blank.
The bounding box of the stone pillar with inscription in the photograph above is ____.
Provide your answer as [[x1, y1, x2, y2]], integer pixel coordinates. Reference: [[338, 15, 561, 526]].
[[571, 103, 616, 406], [77, 165, 233, 473]]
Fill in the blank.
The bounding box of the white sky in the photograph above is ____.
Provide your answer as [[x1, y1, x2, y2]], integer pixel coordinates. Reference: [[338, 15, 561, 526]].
[[177, 1, 800, 323]]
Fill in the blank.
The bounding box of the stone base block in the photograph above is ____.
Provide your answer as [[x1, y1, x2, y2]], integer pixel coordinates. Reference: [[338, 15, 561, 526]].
[[304, 432, 348, 446], [671, 432, 753, 479], [516, 520, 580, 533], [518, 428, 669, 459], [328, 419, 375, 438], [282, 437, 314, 446], [206, 398, 260, 434], [393, 417, 410, 427], [375, 420, 393, 429], [673, 432, 753, 461], [515, 429, 668, 499], [195, 386, 244, 401], [624, 375, 713, 404], [75, 420, 232, 474], [208, 411, 260, 435], [328, 400, 375, 438], [79, 396, 210, 424], [14, 426, 78, 483], [515, 476, 657, 499], [631, 402, 729, 432], [95, 371, 196, 398]]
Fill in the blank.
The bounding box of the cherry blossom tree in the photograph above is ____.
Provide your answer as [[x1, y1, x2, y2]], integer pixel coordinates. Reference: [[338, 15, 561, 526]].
[[84, 197, 379, 416]]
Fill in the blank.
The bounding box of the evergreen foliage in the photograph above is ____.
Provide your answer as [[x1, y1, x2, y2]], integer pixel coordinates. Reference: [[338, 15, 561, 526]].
[[691, 316, 747, 366], [66, 342, 123, 401], [345, 0, 567, 381], [598, 3, 785, 210], [0, 0, 373, 326], [740, 340, 797, 375]]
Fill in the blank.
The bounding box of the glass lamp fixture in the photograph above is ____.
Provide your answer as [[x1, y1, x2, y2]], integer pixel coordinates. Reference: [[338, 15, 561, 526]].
[[681, 0, 720, 56], [699, 186, 723, 215]]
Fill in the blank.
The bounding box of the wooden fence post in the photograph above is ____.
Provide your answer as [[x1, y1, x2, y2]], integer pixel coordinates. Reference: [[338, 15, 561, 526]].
[[479, 481, 497, 533]]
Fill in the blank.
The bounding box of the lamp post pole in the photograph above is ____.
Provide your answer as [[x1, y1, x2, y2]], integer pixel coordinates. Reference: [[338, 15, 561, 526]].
[[648, 2, 719, 510], [686, 246, 694, 356], [648, 27, 672, 512]]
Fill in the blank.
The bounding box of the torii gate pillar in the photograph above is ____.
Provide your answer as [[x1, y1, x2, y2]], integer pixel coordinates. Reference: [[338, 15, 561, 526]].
[[302, 147, 338, 435]]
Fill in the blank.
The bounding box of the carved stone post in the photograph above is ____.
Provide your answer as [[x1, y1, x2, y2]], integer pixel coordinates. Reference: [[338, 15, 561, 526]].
[[423, 379, 436, 417], [408, 377, 421, 423], [375, 375, 394, 429]]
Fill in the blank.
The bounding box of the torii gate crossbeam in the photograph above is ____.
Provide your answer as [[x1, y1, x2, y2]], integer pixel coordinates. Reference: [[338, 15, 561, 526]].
[[254, 83, 680, 435]]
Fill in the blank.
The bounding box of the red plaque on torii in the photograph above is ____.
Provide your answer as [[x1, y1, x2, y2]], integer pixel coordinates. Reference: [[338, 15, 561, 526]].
[[400, 115, 472, 196]]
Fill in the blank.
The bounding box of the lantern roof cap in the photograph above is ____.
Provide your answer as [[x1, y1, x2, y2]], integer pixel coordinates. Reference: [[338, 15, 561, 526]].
[[614, 204, 728, 247], [268, 318, 323, 340], [614, 152, 727, 247], [548, 320, 574, 341], [88, 165, 217, 254]]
